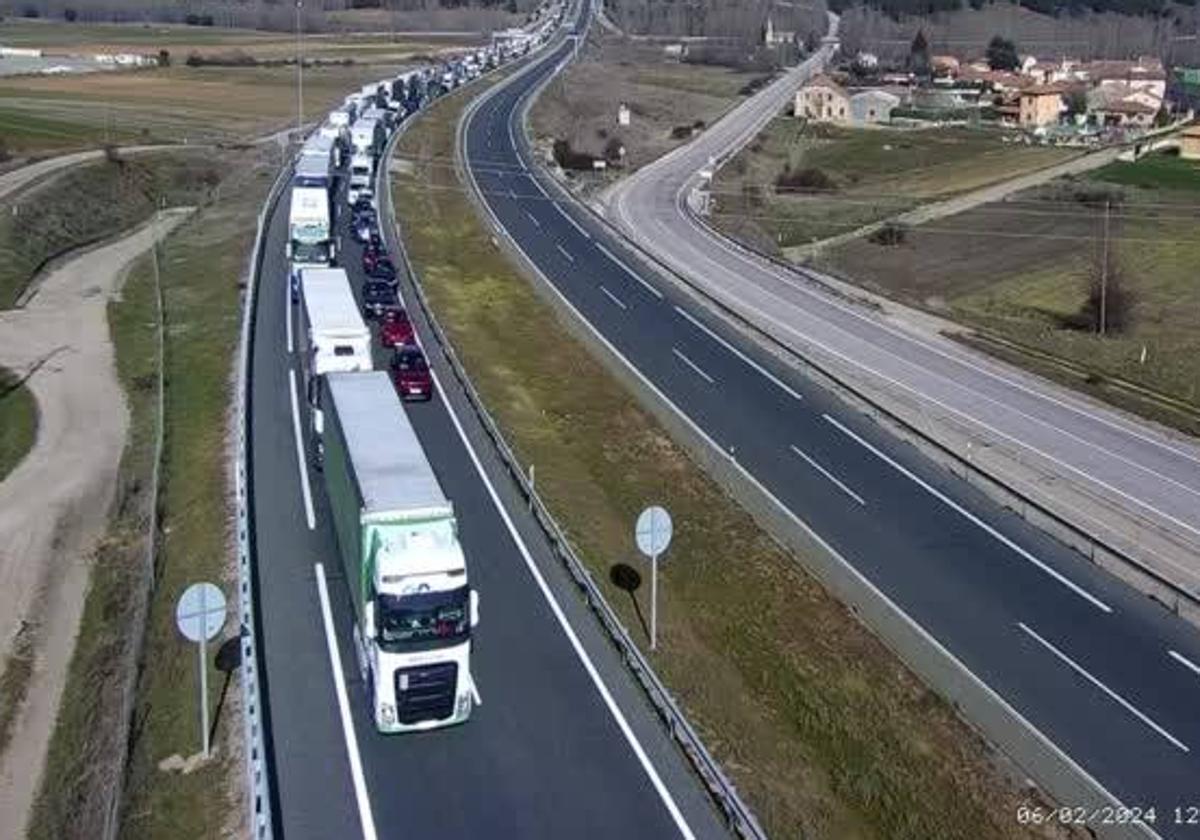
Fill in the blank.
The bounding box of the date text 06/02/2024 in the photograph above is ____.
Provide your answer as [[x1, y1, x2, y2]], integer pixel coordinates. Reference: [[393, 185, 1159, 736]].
[[1017, 805, 1200, 827]]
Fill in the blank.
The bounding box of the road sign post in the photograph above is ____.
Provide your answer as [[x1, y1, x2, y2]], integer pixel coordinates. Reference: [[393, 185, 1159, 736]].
[[635, 506, 673, 651], [175, 582, 228, 758]]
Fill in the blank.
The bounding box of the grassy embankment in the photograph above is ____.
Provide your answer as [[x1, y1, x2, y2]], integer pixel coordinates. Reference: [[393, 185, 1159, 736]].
[[392, 79, 1070, 840], [0, 366, 37, 482], [827, 152, 1200, 433], [710, 118, 1073, 253], [0, 59, 415, 155], [0, 152, 223, 307], [27, 147, 272, 840], [530, 27, 766, 175]]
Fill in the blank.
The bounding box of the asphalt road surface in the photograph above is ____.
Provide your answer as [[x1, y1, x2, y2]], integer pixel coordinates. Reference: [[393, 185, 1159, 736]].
[[461, 3, 1200, 835], [604, 18, 1200, 595], [249, 36, 729, 840]]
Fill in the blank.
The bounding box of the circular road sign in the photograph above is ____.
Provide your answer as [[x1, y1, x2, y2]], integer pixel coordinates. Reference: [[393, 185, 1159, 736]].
[[635, 506, 673, 559], [175, 582, 227, 643]]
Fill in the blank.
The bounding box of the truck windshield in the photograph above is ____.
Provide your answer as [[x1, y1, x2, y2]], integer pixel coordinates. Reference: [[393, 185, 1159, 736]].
[[292, 240, 329, 263], [377, 586, 469, 652]]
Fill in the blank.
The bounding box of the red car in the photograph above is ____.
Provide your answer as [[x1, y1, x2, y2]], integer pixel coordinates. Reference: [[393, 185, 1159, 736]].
[[390, 346, 433, 401], [362, 245, 387, 273], [379, 308, 415, 348]]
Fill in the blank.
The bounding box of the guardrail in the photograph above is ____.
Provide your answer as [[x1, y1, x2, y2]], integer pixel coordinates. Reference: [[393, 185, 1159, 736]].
[[676, 189, 1200, 626], [376, 13, 769, 839], [235, 161, 292, 840]]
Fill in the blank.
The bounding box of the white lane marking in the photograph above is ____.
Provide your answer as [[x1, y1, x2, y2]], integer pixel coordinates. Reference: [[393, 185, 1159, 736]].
[[525, 209, 541, 228], [595, 240, 664, 300], [508, 189, 518, 200], [675, 305, 803, 403], [469, 671, 483, 706], [315, 563, 379, 840], [673, 206, 1200, 533], [429, 370, 697, 840], [1168, 649, 1200, 677], [1018, 622, 1190, 753], [824, 413, 1111, 613], [288, 369, 316, 530], [556, 243, 575, 263], [468, 139, 1147, 828], [599, 285, 627, 311], [554, 201, 592, 239], [789, 444, 866, 506], [285, 273, 294, 354], [672, 347, 714, 385]]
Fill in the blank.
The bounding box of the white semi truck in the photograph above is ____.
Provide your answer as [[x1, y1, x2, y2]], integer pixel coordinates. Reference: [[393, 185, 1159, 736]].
[[321, 371, 479, 733], [298, 268, 372, 435], [286, 183, 333, 267], [347, 153, 375, 206]]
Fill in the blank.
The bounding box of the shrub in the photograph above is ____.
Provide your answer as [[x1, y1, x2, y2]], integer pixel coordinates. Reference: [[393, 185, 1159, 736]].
[[64, 8, 77, 22], [869, 222, 908, 246], [774, 166, 836, 193], [552, 139, 595, 171]]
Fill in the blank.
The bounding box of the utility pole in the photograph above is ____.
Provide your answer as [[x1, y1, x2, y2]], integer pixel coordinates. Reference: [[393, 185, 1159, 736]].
[[295, 0, 304, 140], [1099, 198, 1110, 337]]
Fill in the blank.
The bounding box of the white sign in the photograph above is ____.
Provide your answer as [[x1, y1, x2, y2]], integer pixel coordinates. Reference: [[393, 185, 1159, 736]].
[[176, 582, 227, 643], [635, 506, 672, 558]]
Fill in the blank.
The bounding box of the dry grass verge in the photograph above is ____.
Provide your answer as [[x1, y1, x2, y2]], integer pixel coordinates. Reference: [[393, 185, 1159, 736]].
[[391, 79, 1075, 840]]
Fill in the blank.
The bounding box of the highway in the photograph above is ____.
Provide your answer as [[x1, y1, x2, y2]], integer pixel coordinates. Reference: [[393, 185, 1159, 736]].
[[248, 35, 728, 840], [604, 16, 1200, 595], [457, 0, 1200, 834]]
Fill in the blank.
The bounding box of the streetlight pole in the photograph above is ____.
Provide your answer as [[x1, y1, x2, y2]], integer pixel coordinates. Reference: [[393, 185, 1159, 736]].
[[295, 0, 304, 140], [1099, 198, 1110, 336]]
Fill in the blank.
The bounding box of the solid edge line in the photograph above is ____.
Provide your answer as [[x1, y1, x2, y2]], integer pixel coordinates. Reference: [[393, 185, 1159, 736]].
[[555, 201, 592, 239], [314, 563, 380, 840], [429, 370, 697, 840], [1168, 649, 1200, 677], [1018, 622, 1189, 753], [789, 444, 866, 506], [285, 272, 294, 355], [824, 412, 1111, 614], [675, 305, 803, 403], [287, 368, 316, 530], [595, 239, 664, 300]]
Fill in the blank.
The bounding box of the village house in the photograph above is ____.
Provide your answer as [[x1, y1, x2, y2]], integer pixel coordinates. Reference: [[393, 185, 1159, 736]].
[[795, 74, 849, 122], [1088, 58, 1166, 101], [1019, 84, 1066, 127], [1180, 124, 1200, 159], [849, 89, 900, 124], [1087, 86, 1159, 127]]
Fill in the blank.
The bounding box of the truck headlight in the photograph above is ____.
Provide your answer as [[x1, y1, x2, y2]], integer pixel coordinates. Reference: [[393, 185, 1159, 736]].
[[380, 703, 396, 725]]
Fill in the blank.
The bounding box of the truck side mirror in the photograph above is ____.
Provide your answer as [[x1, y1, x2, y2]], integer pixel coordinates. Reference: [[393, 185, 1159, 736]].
[[364, 600, 377, 641], [470, 590, 480, 629]]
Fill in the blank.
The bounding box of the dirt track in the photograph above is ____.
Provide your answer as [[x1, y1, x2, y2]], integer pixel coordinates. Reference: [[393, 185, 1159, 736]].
[[0, 210, 188, 838]]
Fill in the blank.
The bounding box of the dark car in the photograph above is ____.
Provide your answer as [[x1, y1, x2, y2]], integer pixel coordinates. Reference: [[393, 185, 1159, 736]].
[[390, 345, 433, 401], [379, 307, 415, 348], [362, 280, 398, 318], [362, 246, 387, 273], [353, 218, 377, 244], [366, 258, 397, 285]]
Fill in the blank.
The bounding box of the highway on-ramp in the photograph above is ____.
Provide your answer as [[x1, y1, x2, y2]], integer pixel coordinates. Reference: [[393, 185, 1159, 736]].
[[248, 40, 728, 840], [459, 1, 1200, 834]]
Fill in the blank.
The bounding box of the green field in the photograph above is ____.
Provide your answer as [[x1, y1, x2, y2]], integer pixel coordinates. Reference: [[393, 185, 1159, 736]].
[[711, 119, 1074, 252], [0, 367, 37, 483], [394, 72, 1060, 840], [27, 149, 270, 840], [826, 152, 1200, 429], [0, 151, 224, 307]]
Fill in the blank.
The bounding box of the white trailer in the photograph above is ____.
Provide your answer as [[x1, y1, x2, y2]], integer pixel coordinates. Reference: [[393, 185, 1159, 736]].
[[350, 117, 383, 159], [321, 371, 479, 733], [347, 153, 375, 206], [299, 268, 372, 434]]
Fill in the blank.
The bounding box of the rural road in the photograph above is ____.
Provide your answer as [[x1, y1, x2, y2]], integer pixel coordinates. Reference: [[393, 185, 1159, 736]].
[[604, 17, 1200, 600], [0, 145, 176, 201], [783, 144, 1123, 259], [0, 211, 188, 839]]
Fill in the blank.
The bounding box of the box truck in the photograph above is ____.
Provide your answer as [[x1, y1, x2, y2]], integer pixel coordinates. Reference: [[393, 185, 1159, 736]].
[[347, 153, 375, 206], [286, 184, 333, 267], [350, 117, 384, 159], [298, 268, 372, 435], [321, 371, 479, 733]]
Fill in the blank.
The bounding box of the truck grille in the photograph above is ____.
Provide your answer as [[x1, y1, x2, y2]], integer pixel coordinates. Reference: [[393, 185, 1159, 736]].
[[393, 662, 458, 724]]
